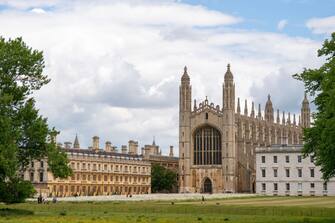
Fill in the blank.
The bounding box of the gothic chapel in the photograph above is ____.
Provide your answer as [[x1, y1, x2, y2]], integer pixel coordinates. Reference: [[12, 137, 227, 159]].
[[178, 64, 310, 193]]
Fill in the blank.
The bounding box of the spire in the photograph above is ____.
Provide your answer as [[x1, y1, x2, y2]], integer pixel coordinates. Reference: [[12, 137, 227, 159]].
[[224, 63, 234, 80], [293, 114, 296, 126], [282, 111, 286, 125], [237, 97, 241, 114], [258, 103, 262, 119], [276, 109, 280, 123], [301, 92, 311, 128], [298, 115, 301, 126], [180, 65, 192, 113], [287, 112, 291, 124], [303, 92, 309, 104], [265, 94, 274, 122], [244, 99, 248, 116], [193, 99, 197, 110], [250, 101, 255, 117], [181, 66, 190, 83], [73, 134, 80, 149], [223, 63, 235, 110], [152, 136, 156, 146]]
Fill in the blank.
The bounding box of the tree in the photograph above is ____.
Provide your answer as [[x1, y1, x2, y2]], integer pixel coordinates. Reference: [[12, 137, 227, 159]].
[[0, 37, 72, 203], [293, 32, 335, 180], [151, 164, 177, 193]]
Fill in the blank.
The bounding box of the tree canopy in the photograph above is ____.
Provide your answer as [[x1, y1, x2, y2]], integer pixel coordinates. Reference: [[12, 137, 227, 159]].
[[0, 37, 72, 203], [293, 32, 335, 180], [151, 164, 177, 193]]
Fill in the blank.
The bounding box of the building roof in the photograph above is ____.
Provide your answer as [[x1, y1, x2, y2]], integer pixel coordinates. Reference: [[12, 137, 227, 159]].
[[148, 154, 179, 162], [62, 147, 144, 160], [256, 144, 303, 153]]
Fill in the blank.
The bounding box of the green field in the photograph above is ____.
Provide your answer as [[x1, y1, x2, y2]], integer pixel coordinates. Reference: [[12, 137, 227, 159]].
[[1, 196, 335, 223]]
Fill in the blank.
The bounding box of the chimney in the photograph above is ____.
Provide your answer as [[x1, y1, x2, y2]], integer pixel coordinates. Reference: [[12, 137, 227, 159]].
[[112, 146, 117, 152], [121, 145, 127, 154], [169, 146, 174, 157], [64, 142, 72, 149], [128, 140, 138, 155], [92, 136, 99, 151], [105, 141, 112, 152]]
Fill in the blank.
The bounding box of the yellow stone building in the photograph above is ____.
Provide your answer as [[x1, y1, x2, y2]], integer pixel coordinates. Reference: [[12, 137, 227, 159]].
[[22, 136, 151, 197]]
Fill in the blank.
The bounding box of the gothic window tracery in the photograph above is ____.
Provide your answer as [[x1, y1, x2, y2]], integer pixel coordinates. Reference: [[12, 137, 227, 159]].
[[193, 126, 222, 165]]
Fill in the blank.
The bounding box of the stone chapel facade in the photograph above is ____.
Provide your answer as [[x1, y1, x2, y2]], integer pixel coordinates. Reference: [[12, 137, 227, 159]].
[[178, 64, 311, 193]]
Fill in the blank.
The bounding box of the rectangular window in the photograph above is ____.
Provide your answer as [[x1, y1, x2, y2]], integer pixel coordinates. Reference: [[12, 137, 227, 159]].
[[298, 155, 302, 163], [273, 156, 277, 163], [31, 162, 34, 168], [273, 169, 278, 177], [30, 172, 34, 182], [261, 156, 265, 163], [261, 169, 266, 177], [323, 182, 328, 191], [262, 183, 266, 191], [298, 169, 302, 177], [274, 183, 278, 191], [310, 168, 315, 177], [298, 183, 302, 191], [39, 172, 43, 182], [310, 183, 315, 189], [286, 169, 290, 177], [286, 183, 290, 191], [285, 155, 289, 163], [40, 161, 44, 168]]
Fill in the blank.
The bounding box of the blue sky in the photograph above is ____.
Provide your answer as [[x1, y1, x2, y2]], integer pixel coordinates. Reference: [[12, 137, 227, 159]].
[[183, 0, 334, 39], [0, 0, 333, 152]]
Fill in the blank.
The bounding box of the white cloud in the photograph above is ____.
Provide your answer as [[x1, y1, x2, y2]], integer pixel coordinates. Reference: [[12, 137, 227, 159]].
[[30, 8, 46, 14], [306, 16, 335, 34], [277, 19, 288, 31], [0, 1, 324, 154]]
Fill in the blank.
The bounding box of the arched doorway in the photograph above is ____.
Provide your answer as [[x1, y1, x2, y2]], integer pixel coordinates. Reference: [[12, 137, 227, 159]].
[[203, 178, 212, 193]]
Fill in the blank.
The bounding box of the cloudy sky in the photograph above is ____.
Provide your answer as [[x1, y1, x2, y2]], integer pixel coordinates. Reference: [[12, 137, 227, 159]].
[[1, 0, 334, 154]]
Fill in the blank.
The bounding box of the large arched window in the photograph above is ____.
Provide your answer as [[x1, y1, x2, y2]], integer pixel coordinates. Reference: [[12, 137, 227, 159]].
[[193, 126, 222, 165]]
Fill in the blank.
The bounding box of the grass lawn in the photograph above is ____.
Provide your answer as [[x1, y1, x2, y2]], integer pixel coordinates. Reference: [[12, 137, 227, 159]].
[[1, 196, 335, 223]]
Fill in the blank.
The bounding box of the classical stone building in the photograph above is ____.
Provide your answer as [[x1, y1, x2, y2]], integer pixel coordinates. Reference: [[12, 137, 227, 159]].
[[178, 65, 310, 193], [256, 145, 335, 196], [22, 136, 151, 197], [22, 135, 179, 197]]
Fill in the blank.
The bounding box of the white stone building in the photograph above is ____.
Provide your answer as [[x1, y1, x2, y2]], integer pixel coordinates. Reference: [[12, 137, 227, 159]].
[[256, 145, 335, 196]]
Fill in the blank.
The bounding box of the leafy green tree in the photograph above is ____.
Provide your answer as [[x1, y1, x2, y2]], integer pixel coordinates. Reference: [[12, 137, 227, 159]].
[[151, 164, 177, 193], [293, 32, 335, 180], [0, 37, 72, 203]]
